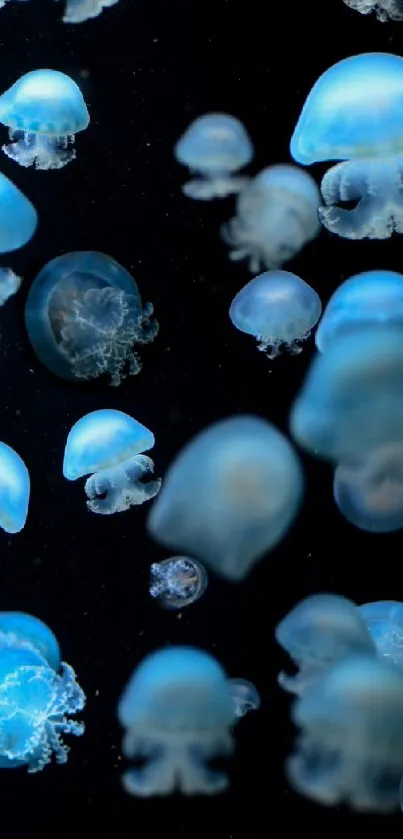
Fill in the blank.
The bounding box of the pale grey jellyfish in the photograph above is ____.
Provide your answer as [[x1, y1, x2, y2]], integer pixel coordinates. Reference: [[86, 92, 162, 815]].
[[149, 557, 208, 609], [227, 678, 260, 718], [174, 113, 253, 200], [359, 601, 403, 667], [290, 53, 403, 239], [60, 0, 119, 23], [229, 270, 322, 359], [147, 415, 304, 582], [222, 165, 321, 272], [63, 409, 161, 514], [333, 444, 403, 532], [343, 0, 403, 21]]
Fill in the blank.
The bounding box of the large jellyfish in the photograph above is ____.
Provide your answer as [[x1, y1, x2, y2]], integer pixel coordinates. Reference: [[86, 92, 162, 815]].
[[275, 594, 375, 696], [222, 165, 321, 272], [0, 70, 89, 170], [229, 270, 321, 359], [25, 251, 158, 386], [0, 172, 37, 254], [290, 53, 403, 239], [117, 646, 238, 796], [0, 442, 30, 533], [0, 611, 85, 771], [174, 113, 253, 200], [60, 0, 119, 23], [149, 556, 208, 609], [359, 601, 403, 667], [63, 408, 161, 514], [343, 0, 403, 21], [147, 415, 304, 582], [287, 655, 403, 811], [333, 444, 403, 532]]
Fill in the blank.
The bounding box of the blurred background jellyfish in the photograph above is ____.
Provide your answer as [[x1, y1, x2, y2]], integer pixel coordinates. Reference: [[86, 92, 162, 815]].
[[290, 53, 403, 239], [0, 69, 89, 170], [275, 594, 375, 695], [147, 415, 304, 582], [174, 113, 253, 200], [227, 678, 260, 719], [343, 0, 403, 21], [117, 646, 237, 796], [0, 442, 30, 533], [60, 0, 119, 23], [287, 655, 403, 811], [0, 172, 37, 254], [222, 165, 321, 272], [149, 556, 207, 609], [333, 444, 403, 532], [0, 611, 85, 771], [359, 601, 403, 667], [0, 269, 21, 306], [25, 251, 158, 386], [63, 408, 161, 514], [229, 270, 322, 359]]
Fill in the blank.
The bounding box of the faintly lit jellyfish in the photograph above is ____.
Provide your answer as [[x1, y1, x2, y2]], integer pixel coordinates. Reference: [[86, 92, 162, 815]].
[[147, 415, 303, 582], [287, 655, 403, 811], [0, 611, 85, 771], [229, 270, 322, 359], [222, 165, 321, 272], [290, 53, 403, 239], [60, 0, 119, 23], [334, 444, 403, 532], [276, 594, 375, 696], [0, 442, 30, 533], [0, 70, 89, 170], [118, 646, 237, 796], [359, 600, 403, 667], [174, 113, 253, 200], [63, 408, 161, 515], [149, 556, 207, 609], [0, 269, 21, 305], [290, 326, 403, 462], [25, 251, 158, 386], [343, 0, 403, 21], [0, 172, 37, 253], [228, 678, 260, 718]]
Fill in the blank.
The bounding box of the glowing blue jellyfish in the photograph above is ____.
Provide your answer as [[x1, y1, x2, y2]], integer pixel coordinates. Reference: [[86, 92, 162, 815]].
[[147, 415, 303, 582], [0, 269, 21, 305], [290, 326, 403, 462], [149, 556, 207, 609], [25, 251, 158, 386], [222, 165, 321, 272], [359, 601, 403, 667], [60, 0, 119, 23], [290, 53, 403, 240], [287, 655, 403, 811], [228, 678, 260, 718], [343, 0, 403, 21], [229, 270, 322, 359], [0, 70, 89, 170], [118, 646, 237, 796], [0, 611, 85, 771], [276, 594, 375, 696], [0, 172, 37, 254], [333, 444, 403, 532], [63, 408, 161, 515], [0, 442, 30, 533], [174, 113, 253, 200]]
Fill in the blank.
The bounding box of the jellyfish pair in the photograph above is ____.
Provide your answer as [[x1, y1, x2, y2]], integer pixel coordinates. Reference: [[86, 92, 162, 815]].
[[63, 408, 161, 515], [0, 611, 85, 771], [343, 0, 403, 21]]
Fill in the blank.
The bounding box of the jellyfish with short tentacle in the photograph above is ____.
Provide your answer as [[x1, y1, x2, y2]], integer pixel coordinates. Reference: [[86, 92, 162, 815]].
[[174, 113, 253, 200], [25, 251, 158, 386], [333, 443, 403, 533], [290, 53, 403, 239], [222, 165, 321, 272], [0, 70, 89, 170], [0, 611, 85, 772], [117, 646, 238, 796], [228, 678, 260, 719], [147, 415, 303, 582], [0, 442, 30, 534], [359, 601, 403, 667], [0, 172, 37, 254], [63, 408, 161, 515], [60, 0, 119, 23], [229, 270, 322, 359], [149, 557, 208, 609], [343, 0, 403, 21]]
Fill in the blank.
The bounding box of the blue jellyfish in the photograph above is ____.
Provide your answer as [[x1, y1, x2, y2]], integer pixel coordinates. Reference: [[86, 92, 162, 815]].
[[174, 113, 253, 200], [290, 326, 403, 462], [0, 269, 21, 305], [60, 0, 119, 23], [147, 415, 303, 582], [0, 172, 37, 254], [149, 556, 208, 609], [287, 655, 403, 811], [275, 594, 375, 696], [359, 601, 403, 667], [0, 70, 89, 170], [24, 251, 158, 386], [229, 270, 322, 359], [290, 53, 403, 239], [0, 442, 30, 533], [0, 611, 85, 771], [63, 408, 161, 514], [222, 165, 321, 272], [117, 646, 237, 796], [343, 0, 403, 21], [333, 444, 403, 533], [227, 678, 260, 718]]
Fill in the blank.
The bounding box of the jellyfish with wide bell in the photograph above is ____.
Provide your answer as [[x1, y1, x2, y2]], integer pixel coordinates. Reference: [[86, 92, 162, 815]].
[[343, 0, 403, 22]]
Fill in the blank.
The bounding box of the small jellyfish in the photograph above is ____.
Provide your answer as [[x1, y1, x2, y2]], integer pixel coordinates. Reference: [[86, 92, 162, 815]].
[[222, 165, 321, 272], [359, 601, 403, 667], [63, 408, 161, 515], [0, 611, 85, 771], [0, 442, 30, 533], [24, 251, 158, 386], [118, 646, 237, 796], [0, 70, 89, 170], [287, 655, 403, 811], [0, 172, 37, 254], [147, 415, 303, 582], [60, 0, 119, 23], [343, 0, 403, 21], [174, 113, 253, 200], [334, 443, 403, 532], [227, 678, 260, 718], [275, 594, 375, 696], [290, 53, 403, 239], [229, 270, 322, 359], [149, 556, 207, 609], [0, 269, 21, 305]]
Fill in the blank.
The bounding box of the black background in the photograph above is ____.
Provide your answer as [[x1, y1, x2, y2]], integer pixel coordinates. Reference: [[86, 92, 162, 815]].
[[0, 0, 401, 835]]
